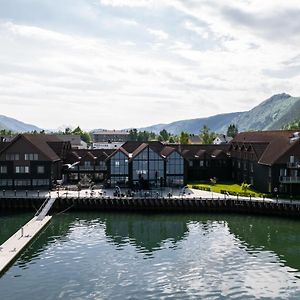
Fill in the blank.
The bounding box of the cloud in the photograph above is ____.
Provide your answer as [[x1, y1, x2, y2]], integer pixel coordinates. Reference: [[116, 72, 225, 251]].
[[1, 0, 300, 129], [147, 28, 169, 40]]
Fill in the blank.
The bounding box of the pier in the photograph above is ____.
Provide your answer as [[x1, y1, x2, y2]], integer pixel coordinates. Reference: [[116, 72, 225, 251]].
[[0, 197, 55, 274]]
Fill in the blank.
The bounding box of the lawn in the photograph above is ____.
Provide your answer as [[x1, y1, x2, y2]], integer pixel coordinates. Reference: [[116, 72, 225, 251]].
[[187, 182, 265, 198]]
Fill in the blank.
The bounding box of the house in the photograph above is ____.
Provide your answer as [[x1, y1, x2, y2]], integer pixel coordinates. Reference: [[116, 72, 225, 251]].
[[188, 134, 202, 144], [92, 130, 129, 149], [0, 134, 71, 189], [213, 134, 233, 145], [56, 135, 88, 149], [172, 144, 231, 183], [106, 141, 185, 188], [230, 130, 300, 195], [63, 148, 114, 184]]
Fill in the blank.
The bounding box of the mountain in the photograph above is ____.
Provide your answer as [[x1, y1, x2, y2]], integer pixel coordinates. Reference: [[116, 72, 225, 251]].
[[218, 93, 300, 133], [139, 112, 242, 135], [140, 93, 300, 134], [0, 115, 41, 132]]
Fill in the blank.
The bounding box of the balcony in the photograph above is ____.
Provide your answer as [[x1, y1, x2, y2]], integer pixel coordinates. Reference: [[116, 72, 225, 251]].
[[287, 162, 300, 168], [79, 166, 94, 171], [95, 166, 107, 171], [280, 176, 300, 183]]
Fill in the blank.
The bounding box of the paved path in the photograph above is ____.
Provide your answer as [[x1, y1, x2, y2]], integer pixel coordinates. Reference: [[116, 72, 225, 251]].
[[0, 216, 51, 274]]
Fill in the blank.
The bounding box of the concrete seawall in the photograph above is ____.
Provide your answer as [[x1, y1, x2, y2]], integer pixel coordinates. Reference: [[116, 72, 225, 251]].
[[1, 197, 300, 218]]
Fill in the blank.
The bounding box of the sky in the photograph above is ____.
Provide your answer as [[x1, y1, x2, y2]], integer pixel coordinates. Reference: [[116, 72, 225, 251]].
[[1, 0, 300, 130]]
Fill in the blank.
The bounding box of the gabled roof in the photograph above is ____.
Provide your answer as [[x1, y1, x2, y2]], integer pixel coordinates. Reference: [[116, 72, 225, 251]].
[[0, 134, 64, 162], [232, 131, 300, 166]]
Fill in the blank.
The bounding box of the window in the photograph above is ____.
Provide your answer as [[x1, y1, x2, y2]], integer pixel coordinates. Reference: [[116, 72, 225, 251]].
[[15, 166, 30, 174], [5, 153, 19, 161], [32, 179, 49, 186], [37, 166, 45, 174], [0, 179, 13, 186], [200, 160, 204, 167], [25, 153, 39, 161], [15, 179, 31, 186], [110, 151, 128, 175], [0, 166, 7, 174]]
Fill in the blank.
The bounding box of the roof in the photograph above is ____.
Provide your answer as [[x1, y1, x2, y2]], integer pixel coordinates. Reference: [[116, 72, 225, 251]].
[[65, 148, 114, 163], [171, 144, 230, 160], [0, 134, 66, 162], [93, 130, 129, 135], [56, 135, 86, 146], [188, 135, 202, 144], [214, 134, 233, 144], [231, 131, 300, 165]]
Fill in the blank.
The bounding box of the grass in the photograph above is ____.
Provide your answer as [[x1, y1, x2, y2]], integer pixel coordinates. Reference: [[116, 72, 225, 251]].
[[187, 182, 264, 198]]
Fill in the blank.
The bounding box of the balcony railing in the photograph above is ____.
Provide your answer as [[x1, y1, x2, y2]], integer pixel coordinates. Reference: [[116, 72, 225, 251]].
[[287, 162, 300, 168], [280, 176, 300, 183], [95, 166, 107, 171], [79, 166, 94, 171]]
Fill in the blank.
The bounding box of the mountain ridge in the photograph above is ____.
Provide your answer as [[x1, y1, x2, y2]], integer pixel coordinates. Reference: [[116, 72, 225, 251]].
[[0, 115, 41, 132], [139, 93, 300, 134]]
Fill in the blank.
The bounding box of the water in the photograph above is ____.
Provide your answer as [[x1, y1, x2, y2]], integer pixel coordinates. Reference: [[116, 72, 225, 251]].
[[0, 212, 300, 299]]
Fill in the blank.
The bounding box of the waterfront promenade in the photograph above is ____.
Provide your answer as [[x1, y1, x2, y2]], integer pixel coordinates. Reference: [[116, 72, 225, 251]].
[[0, 187, 299, 205]]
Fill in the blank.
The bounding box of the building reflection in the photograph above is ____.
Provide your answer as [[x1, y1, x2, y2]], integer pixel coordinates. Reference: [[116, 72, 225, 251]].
[[2, 212, 300, 273], [104, 213, 189, 254]]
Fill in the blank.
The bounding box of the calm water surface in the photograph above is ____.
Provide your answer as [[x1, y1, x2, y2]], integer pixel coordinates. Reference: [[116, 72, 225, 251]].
[[0, 212, 300, 299]]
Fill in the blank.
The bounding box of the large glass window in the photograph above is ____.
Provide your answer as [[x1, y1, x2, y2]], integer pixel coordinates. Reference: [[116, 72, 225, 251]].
[[110, 151, 128, 175], [132, 148, 164, 184], [166, 152, 184, 175]]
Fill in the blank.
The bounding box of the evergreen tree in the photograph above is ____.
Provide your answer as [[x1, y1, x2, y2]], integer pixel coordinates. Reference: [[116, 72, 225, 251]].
[[129, 129, 138, 141], [227, 124, 238, 138]]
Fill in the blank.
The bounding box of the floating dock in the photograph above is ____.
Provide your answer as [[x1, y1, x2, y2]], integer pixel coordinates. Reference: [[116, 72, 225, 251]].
[[0, 216, 52, 274], [0, 197, 56, 274]]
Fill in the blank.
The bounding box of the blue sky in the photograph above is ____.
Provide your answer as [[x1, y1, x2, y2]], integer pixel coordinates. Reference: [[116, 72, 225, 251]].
[[1, 0, 300, 130]]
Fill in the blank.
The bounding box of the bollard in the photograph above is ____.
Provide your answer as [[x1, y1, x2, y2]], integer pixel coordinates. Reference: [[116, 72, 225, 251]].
[[2, 190, 5, 197], [14, 190, 17, 197], [37, 190, 40, 198]]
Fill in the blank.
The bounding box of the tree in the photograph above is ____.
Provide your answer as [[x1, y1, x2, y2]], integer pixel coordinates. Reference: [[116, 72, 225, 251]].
[[129, 129, 138, 141], [200, 125, 216, 144], [64, 127, 72, 135], [169, 136, 176, 143], [159, 129, 170, 142], [179, 131, 189, 144], [227, 124, 238, 138], [283, 119, 300, 130]]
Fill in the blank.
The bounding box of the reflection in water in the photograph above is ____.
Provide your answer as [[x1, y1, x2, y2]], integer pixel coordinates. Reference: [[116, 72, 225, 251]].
[[0, 212, 299, 300], [104, 214, 189, 255], [226, 215, 300, 272]]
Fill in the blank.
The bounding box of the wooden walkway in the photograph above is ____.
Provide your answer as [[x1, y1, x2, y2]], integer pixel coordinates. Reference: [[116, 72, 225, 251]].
[[0, 197, 56, 274]]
